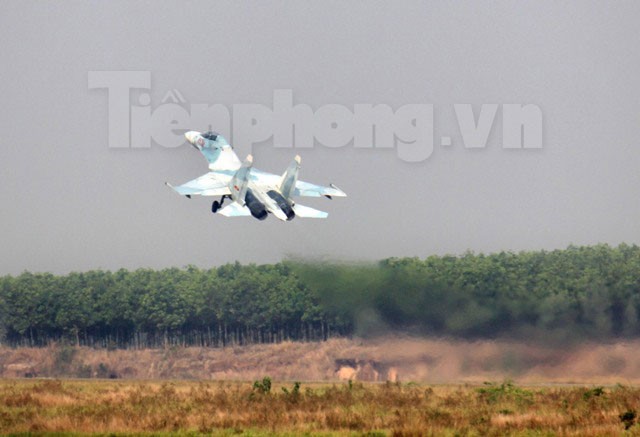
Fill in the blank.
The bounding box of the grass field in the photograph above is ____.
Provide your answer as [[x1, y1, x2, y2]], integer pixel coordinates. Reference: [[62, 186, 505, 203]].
[[1, 378, 639, 435]]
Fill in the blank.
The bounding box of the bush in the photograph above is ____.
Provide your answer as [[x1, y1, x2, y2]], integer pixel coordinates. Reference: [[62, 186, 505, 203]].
[[620, 410, 636, 430], [252, 377, 272, 394]]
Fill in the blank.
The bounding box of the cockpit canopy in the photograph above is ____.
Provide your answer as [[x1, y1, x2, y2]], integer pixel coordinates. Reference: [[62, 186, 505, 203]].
[[201, 131, 219, 141]]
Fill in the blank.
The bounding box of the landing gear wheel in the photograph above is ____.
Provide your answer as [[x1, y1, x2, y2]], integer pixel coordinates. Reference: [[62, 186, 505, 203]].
[[212, 201, 220, 213]]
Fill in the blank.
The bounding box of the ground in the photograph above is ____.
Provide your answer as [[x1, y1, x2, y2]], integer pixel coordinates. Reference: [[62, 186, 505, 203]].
[[2, 337, 640, 384], [1, 379, 640, 435]]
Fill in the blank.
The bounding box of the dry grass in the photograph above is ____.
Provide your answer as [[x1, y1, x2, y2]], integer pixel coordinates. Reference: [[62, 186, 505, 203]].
[[3, 337, 640, 384], [1, 379, 640, 435]]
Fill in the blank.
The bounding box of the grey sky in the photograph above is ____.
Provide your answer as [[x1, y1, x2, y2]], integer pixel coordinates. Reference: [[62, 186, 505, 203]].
[[1, 1, 639, 275]]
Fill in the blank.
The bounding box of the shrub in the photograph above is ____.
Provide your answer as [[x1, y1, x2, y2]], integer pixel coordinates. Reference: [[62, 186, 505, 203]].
[[620, 410, 636, 430], [252, 377, 272, 394]]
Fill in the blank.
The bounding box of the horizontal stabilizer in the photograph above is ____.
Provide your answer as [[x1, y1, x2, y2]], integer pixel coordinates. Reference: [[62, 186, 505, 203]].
[[292, 204, 328, 219], [294, 181, 347, 198], [218, 202, 251, 217]]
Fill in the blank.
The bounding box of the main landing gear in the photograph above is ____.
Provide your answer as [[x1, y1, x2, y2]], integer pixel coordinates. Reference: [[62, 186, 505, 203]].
[[212, 195, 230, 214]]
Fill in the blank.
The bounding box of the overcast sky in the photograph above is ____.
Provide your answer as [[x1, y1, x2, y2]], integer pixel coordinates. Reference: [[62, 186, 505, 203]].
[[1, 1, 639, 275]]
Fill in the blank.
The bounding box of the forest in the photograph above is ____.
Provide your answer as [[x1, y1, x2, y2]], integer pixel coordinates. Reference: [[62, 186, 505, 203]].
[[0, 244, 639, 348]]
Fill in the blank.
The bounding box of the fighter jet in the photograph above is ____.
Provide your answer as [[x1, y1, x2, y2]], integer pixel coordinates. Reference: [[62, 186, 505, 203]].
[[165, 131, 346, 220]]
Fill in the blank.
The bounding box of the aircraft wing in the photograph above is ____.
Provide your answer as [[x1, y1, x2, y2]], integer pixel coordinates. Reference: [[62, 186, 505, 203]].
[[166, 172, 231, 197], [249, 169, 346, 199], [294, 180, 347, 198]]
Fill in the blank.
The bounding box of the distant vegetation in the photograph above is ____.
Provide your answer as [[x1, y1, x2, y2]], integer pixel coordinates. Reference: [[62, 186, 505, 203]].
[[1, 244, 639, 348]]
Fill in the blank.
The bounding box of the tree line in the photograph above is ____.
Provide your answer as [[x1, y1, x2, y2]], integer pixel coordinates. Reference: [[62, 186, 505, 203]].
[[1, 244, 639, 348]]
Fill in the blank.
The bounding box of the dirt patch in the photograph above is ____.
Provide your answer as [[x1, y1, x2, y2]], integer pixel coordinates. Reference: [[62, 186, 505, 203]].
[[1, 337, 640, 383]]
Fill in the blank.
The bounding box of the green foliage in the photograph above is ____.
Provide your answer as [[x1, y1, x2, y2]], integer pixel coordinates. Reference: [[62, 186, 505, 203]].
[[52, 344, 77, 375], [281, 381, 300, 395], [96, 363, 110, 378], [620, 410, 636, 430], [294, 243, 640, 342], [583, 386, 605, 400], [252, 377, 272, 394], [76, 364, 93, 378], [477, 381, 533, 405], [281, 381, 301, 403], [0, 244, 640, 347]]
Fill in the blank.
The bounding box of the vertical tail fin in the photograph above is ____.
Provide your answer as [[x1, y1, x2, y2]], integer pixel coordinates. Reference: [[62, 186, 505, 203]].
[[228, 155, 253, 203], [279, 155, 301, 199]]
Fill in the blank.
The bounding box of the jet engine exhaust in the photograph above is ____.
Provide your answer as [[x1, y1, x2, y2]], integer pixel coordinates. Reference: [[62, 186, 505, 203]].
[[245, 189, 268, 220], [267, 190, 295, 220]]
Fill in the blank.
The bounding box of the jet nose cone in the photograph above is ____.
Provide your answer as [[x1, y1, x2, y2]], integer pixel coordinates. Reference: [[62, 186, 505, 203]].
[[184, 131, 198, 144]]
